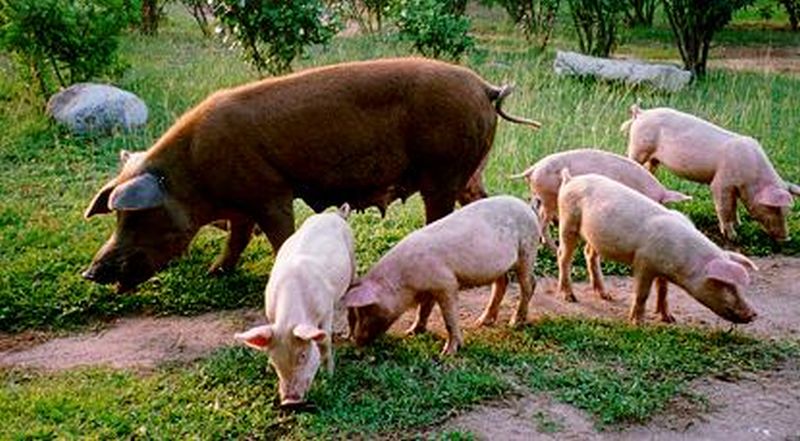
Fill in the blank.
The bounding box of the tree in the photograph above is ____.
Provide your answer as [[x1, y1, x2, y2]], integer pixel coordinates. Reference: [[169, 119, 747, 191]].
[[393, 0, 474, 59], [140, 0, 168, 34], [0, 0, 128, 95], [565, 0, 626, 57], [489, 0, 561, 49], [660, 0, 754, 78], [624, 0, 656, 25], [779, 0, 799, 30], [212, 0, 339, 76]]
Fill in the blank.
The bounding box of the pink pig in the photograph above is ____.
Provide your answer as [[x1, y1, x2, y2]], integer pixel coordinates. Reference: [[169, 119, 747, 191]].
[[511, 148, 690, 253], [343, 196, 540, 356], [235, 204, 355, 407], [623, 104, 800, 241], [557, 170, 757, 324]]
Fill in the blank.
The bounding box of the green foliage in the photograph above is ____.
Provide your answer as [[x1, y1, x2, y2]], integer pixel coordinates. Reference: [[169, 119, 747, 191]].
[[660, 0, 756, 77], [624, 0, 657, 25], [0, 319, 794, 437], [0, 0, 129, 95], [485, 0, 562, 48], [212, 0, 339, 75], [779, 0, 800, 30], [565, 0, 627, 56], [393, 0, 475, 59]]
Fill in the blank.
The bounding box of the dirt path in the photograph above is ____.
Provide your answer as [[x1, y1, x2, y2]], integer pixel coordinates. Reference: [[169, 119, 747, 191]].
[[1, 257, 799, 438]]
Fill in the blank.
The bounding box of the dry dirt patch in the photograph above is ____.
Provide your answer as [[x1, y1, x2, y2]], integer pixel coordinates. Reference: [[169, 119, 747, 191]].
[[709, 46, 800, 75]]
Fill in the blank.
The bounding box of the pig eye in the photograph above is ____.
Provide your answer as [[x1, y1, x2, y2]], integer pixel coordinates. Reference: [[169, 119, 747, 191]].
[[297, 351, 307, 364]]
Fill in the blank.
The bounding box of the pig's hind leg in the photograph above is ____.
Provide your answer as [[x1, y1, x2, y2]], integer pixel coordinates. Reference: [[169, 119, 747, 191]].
[[557, 213, 581, 303], [584, 244, 612, 300], [511, 248, 536, 327]]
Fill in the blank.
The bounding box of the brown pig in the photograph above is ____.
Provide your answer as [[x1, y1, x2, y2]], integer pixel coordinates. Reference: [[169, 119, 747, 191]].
[[343, 196, 540, 356], [557, 170, 758, 324], [511, 148, 691, 253], [235, 204, 355, 408], [622, 104, 800, 241], [81, 57, 541, 292]]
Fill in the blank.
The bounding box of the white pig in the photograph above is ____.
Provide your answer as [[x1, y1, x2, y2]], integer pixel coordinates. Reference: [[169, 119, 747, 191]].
[[235, 204, 355, 407], [622, 104, 800, 241], [343, 196, 540, 356], [511, 148, 690, 253], [557, 170, 758, 324]]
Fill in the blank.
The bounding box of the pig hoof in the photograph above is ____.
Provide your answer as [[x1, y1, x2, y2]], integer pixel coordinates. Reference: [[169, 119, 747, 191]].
[[598, 291, 614, 301], [207, 264, 231, 276], [440, 344, 459, 356], [562, 292, 578, 303], [660, 314, 676, 324], [404, 326, 427, 336], [475, 315, 496, 327], [509, 317, 527, 328]]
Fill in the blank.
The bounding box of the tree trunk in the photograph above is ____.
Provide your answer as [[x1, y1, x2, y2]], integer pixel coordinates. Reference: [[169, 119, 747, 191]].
[[141, 0, 158, 35]]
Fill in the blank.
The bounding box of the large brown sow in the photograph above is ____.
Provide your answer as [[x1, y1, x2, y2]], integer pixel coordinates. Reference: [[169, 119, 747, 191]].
[[81, 57, 540, 292]]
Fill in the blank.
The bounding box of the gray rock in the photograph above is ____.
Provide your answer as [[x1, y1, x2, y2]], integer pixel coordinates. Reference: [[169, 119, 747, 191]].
[[553, 50, 692, 92], [47, 83, 148, 135]]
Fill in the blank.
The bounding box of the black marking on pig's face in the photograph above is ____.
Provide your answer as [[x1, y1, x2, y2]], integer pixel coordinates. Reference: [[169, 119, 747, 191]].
[[83, 206, 195, 291]]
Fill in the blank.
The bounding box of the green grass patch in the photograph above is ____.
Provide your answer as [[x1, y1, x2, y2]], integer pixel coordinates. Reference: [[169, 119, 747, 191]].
[[1, 318, 795, 438], [1, 5, 799, 332]]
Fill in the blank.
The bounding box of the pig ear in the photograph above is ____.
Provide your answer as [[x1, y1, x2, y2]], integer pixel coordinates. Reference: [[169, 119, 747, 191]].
[[726, 251, 759, 272], [337, 203, 351, 220], [755, 186, 793, 207], [84, 184, 115, 218], [119, 150, 132, 165], [108, 173, 165, 211], [662, 190, 692, 204], [343, 282, 379, 308], [705, 258, 751, 288], [293, 324, 327, 342], [234, 325, 274, 350]]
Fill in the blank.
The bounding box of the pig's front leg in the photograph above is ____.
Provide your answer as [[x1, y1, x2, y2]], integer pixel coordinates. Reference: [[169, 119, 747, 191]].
[[406, 297, 435, 336], [476, 274, 507, 327], [710, 179, 739, 241], [557, 214, 580, 303], [584, 243, 611, 300], [321, 316, 334, 374], [208, 216, 255, 275], [435, 289, 463, 356], [629, 268, 656, 325], [654, 277, 675, 323]]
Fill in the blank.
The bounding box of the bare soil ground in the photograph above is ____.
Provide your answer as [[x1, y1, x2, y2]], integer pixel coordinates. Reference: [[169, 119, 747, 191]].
[[1, 257, 799, 438], [709, 46, 800, 75]]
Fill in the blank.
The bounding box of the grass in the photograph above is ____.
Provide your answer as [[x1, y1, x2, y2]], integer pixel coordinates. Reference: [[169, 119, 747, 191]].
[[0, 5, 799, 438], [1, 318, 794, 438]]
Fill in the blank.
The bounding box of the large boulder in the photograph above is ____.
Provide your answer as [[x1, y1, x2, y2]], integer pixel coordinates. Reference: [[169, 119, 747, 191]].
[[47, 83, 148, 135], [553, 50, 692, 92]]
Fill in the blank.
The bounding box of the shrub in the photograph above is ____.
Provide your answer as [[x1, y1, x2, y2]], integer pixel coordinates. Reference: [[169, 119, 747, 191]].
[[565, 0, 626, 57], [0, 0, 128, 96], [335, 0, 392, 33], [779, 0, 799, 30], [393, 0, 474, 59], [487, 0, 562, 49], [212, 0, 340, 76], [660, 0, 754, 78]]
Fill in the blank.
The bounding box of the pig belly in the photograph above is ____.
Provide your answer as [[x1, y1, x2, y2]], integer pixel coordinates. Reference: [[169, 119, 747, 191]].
[[655, 133, 724, 184], [440, 229, 520, 288], [579, 216, 640, 265]]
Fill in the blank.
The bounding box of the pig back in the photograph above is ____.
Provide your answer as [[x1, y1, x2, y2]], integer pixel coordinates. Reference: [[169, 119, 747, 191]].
[[539, 149, 671, 201], [189, 58, 499, 212], [561, 175, 669, 264]]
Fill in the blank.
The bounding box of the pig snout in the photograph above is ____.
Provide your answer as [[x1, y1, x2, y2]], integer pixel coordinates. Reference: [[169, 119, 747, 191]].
[[727, 304, 758, 324], [82, 243, 156, 292]]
